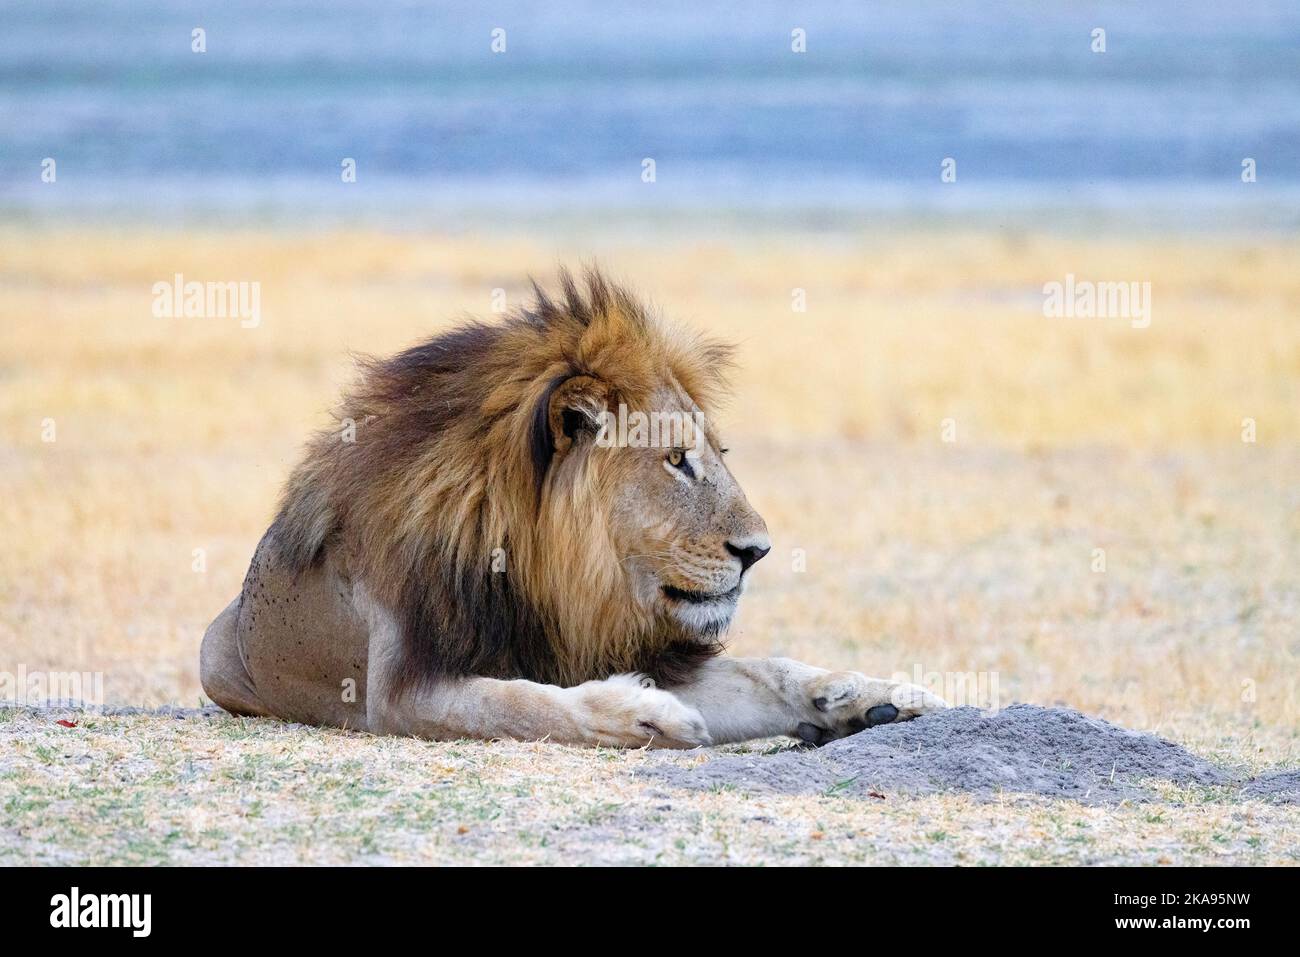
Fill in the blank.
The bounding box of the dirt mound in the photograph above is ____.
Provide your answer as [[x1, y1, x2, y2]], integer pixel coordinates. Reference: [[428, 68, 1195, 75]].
[[649, 704, 1234, 804], [1241, 769, 1300, 804]]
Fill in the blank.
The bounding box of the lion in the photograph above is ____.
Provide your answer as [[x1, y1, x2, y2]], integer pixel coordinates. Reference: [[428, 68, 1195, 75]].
[[200, 268, 946, 747]]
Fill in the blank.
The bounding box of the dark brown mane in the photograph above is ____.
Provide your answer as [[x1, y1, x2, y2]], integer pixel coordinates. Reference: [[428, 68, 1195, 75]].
[[271, 267, 734, 696]]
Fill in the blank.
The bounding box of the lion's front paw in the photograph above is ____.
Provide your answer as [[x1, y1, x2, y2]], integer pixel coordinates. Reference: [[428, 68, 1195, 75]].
[[574, 674, 712, 750], [796, 672, 948, 745]]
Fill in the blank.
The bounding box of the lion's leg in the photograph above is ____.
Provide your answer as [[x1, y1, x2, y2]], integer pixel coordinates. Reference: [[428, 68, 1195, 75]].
[[199, 597, 271, 718], [210, 529, 371, 730], [369, 673, 711, 748], [354, 585, 709, 748], [668, 657, 948, 745]]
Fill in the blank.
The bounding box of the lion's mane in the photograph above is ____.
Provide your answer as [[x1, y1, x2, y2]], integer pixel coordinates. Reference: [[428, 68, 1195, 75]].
[[272, 268, 734, 695]]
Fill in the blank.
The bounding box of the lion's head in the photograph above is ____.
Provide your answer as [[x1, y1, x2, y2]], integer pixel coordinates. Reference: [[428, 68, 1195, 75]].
[[274, 267, 768, 692]]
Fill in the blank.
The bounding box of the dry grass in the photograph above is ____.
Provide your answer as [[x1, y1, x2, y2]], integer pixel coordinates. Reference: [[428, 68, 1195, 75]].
[[1, 225, 1297, 864], [1, 708, 1293, 866]]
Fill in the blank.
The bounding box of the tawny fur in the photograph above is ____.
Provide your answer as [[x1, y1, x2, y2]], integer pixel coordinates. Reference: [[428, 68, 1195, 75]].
[[272, 267, 734, 692], [202, 267, 948, 746]]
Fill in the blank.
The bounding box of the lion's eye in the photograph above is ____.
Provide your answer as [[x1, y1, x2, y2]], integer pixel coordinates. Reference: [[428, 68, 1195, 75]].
[[666, 448, 696, 479], [666, 448, 698, 479]]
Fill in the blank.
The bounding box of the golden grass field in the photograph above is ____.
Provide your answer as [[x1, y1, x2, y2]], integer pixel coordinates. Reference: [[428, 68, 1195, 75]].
[[1, 225, 1298, 864]]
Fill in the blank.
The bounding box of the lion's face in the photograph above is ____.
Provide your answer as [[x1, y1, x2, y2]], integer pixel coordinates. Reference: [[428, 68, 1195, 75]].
[[598, 386, 770, 638]]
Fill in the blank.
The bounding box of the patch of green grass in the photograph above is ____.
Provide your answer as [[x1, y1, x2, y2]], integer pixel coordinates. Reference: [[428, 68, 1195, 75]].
[[824, 777, 858, 796]]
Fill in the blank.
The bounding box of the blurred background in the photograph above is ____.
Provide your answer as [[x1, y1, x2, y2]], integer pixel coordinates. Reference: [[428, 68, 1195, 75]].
[[4, 0, 1300, 229], [1, 1, 1297, 763]]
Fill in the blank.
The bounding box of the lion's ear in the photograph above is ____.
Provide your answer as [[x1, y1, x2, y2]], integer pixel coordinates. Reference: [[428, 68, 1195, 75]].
[[547, 375, 607, 453], [529, 374, 609, 495]]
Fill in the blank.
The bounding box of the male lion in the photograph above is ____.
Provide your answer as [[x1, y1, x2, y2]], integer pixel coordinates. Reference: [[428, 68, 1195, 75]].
[[201, 269, 946, 747]]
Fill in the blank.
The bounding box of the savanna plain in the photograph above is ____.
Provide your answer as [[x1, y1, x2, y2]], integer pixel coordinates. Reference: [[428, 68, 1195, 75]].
[[1, 225, 1297, 864]]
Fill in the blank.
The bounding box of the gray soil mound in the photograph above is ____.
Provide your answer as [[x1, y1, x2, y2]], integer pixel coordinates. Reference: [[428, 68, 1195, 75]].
[[1241, 769, 1300, 804], [649, 704, 1233, 804]]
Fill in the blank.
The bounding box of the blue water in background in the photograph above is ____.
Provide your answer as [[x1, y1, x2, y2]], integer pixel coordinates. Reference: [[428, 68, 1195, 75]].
[[2, 0, 1298, 230]]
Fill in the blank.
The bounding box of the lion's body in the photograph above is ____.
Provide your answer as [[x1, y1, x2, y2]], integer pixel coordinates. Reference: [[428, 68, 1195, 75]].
[[201, 269, 946, 746], [201, 527, 370, 728]]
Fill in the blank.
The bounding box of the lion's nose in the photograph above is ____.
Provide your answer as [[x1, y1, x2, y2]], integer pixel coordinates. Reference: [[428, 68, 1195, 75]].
[[726, 539, 771, 572]]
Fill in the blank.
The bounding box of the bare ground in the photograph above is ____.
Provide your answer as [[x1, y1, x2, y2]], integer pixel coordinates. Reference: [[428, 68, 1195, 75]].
[[1, 703, 1296, 866]]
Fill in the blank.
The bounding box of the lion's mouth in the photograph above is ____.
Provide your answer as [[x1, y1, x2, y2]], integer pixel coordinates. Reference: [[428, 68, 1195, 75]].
[[662, 583, 741, 605]]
